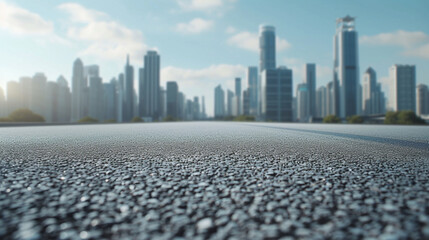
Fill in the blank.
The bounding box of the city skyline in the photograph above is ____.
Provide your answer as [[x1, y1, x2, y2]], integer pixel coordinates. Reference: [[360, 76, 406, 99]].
[[0, 0, 428, 117]]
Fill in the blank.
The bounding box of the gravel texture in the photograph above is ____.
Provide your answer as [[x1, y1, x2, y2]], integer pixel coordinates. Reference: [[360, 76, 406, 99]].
[[1, 122, 429, 239]]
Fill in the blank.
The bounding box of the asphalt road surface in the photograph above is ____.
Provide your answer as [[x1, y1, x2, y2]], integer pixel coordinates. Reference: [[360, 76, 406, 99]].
[[1, 122, 429, 239]]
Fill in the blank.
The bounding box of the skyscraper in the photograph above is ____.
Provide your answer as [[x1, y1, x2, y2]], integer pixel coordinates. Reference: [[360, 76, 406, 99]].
[[247, 66, 258, 116], [362, 67, 385, 115], [334, 15, 359, 118], [326, 81, 336, 116], [416, 84, 429, 116], [123, 55, 134, 122], [259, 25, 276, 73], [45, 81, 59, 123], [227, 90, 234, 116], [214, 85, 225, 118], [117, 73, 124, 122], [103, 79, 117, 121], [193, 96, 200, 120], [316, 86, 327, 118], [261, 67, 293, 122], [201, 96, 206, 119], [57, 76, 71, 122], [304, 63, 316, 118], [166, 81, 179, 119], [242, 89, 250, 116], [31, 73, 47, 118], [178, 92, 185, 120], [389, 65, 416, 112], [235, 77, 242, 115], [297, 83, 309, 122], [89, 75, 104, 121], [140, 51, 160, 120], [72, 58, 85, 122], [0, 87, 6, 117]]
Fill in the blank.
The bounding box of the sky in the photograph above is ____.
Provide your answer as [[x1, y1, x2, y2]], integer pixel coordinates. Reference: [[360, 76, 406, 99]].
[[0, 0, 428, 116]]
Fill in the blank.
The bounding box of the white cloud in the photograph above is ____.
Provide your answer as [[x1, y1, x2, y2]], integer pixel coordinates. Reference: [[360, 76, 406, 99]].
[[403, 43, 429, 59], [227, 31, 291, 52], [177, 0, 225, 11], [59, 3, 152, 62], [360, 30, 429, 48], [58, 3, 107, 23], [176, 18, 214, 34], [161, 64, 246, 116], [225, 26, 236, 34], [0, 1, 53, 35]]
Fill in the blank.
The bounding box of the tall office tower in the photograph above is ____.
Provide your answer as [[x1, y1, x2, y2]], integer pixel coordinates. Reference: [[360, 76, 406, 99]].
[[247, 66, 258, 115], [316, 86, 327, 118], [390, 65, 416, 112], [138, 67, 144, 116], [30, 73, 47, 118], [334, 15, 359, 118], [227, 90, 234, 116], [297, 83, 310, 122], [103, 80, 117, 121], [6, 81, 23, 114], [178, 92, 185, 120], [326, 81, 336, 116], [235, 77, 242, 115], [141, 51, 161, 120], [84, 65, 99, 82], [0, 87, 6, 117], [214, 85, 225, 118], [304, 63, 316, 117], [362, 67, 385, 115], [123, 55, 134, 122], [261, 67, 293, 122], [416, 84, 429, 116], [133, 90, 138, 117], [159, 87, 166, 120], [201, 96, 206, 119], [72, 58, 85, 122], [259, 25, 276, 73], [185, 99, 193, 120], [193, 96, 200, 120], [242, 89, 250, 115], [57, 76, 71, 122], [117, 73, 124, 122], [166, 81, 179, 118], [89, 75, 104, 121], [19, 77, 32, 109], [45, 81, 59, 123]]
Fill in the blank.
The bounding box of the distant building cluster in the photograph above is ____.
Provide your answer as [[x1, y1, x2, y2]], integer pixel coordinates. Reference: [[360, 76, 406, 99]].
[[0, 16, 427, 122], [0, 52, 207, 122], [213, 16, 427, 122]]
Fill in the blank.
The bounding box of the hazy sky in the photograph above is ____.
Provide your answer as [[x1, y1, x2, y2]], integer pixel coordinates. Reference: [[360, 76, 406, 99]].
[[0, 0, 428, 116]]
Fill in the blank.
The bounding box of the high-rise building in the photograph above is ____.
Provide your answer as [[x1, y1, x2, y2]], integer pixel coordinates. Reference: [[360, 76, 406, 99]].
[[326, 81, 336, 116], [178, 92, 185, 120], [362, 67, 385, 115], [166, 81, 179, 119], [201, 96, 206, 119], [185, 99, 193, 120], [6, 81, 23, 114], [89, 75, 104, 121], [57, 76, 71, 122], [0, 87, 6, 117], [19, 77, 32, 109], [261, 67, 293, 122], [390, 65, 416, 112], [304, 63, 316, 118], [123, 55, 134, 122], [416, 84, 428, 116], [117, 73, 124, 122], [45, 81, 59, 123], [247, 66, 258, 116], [227, 90, 234, 116], [316, 86, 327, 118], [31, 73, 47, 118], [159, 87, 166, 120], [235, 77, 242, 115], [193, 96, 200, 120], [259, 25, 276, 73], [297, 83, 309, 122], [103, 79, 117, 121], [72, 58, 85, 122], [140, 51, 160, 120], [214, 85, 225, 118], [243, 89, 250, 116], [334, 15, 359, 118]]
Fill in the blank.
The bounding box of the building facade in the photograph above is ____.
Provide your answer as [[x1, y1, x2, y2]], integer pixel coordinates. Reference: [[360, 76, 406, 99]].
[[390, 65, 416, 112], [214, 85, 225, 118], [166, 81, 179, 119], [416, 84, 429, 116]]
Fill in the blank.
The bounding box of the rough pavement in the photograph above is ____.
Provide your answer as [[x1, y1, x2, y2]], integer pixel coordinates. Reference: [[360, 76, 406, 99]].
[[1, 122, 429, 239]]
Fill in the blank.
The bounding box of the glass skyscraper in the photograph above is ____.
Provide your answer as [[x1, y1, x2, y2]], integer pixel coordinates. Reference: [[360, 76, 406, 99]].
[[140, 51, 160, 120], [333, 15, 359, 118], [259, 25, 276, 73]]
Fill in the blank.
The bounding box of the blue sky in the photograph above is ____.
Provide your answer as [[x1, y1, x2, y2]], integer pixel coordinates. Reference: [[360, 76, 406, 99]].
[[0, 0, 428, 116]]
